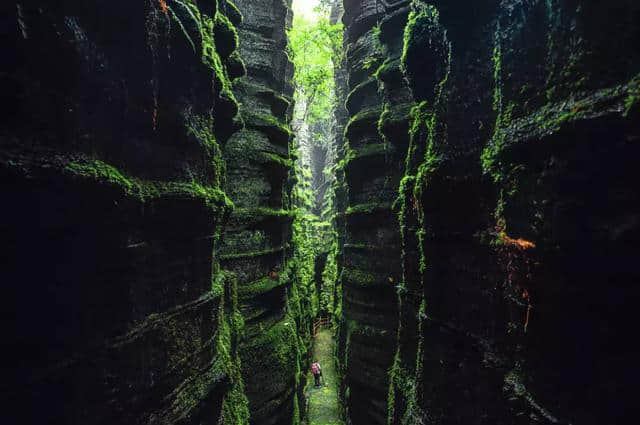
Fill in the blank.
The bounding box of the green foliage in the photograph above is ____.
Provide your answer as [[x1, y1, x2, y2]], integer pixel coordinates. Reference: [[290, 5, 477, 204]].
[[288, 8, 343, 128], [291, 212, 320, 314]]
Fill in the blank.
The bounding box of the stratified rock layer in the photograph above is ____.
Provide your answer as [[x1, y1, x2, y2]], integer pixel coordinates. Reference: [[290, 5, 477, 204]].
[[1, 1, 249, 424], [336, 1, 404, 424], [221, 1, 311, 425], [338, 0, 640, 424]]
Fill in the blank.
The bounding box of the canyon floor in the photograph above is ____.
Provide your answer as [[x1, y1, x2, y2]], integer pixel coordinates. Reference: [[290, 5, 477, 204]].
[[307, 329, 343, 425]]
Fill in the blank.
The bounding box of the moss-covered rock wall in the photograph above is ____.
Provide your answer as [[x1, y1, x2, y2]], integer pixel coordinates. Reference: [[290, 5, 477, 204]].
[[336, 1, 406, 423], [220, 1, 311, 425], [337, 0, 640, 424], [1, 1, 250, 424]]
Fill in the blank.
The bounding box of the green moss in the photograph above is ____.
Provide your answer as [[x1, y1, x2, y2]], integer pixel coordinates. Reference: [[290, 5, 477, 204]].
[[166, 0, 237, 100], [341, 267, 378, 288], [401, 4, 439, 74], [395, 174, 416, 241], [183, 109, 227, 187], [242, 318, 299, 373], [214, 11, 239, 57], [243, 111, 293, 145], [345, 78, 377, 113], [379, 102, 412, 127], [212, 272, 226, 299], [482, 72, 640, 183], [233, 207, 296, 221], [65, 159, 234, 210], [238, 275, 288, 300], [624, 73, 640, 117], [343, 106, 382, 141], [255, 151, 293, 170], [65, 160, 134, 192], [199, 13, 238, 109], [214, 272, 250, 425], [220, 245, 286, 261], [167, 0, 199, 52], [222, 0, 243, 26], [345, 202, 392, 216]]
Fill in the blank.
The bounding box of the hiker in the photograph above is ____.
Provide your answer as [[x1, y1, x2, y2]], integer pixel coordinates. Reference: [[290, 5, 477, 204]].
[[311, 361, 322, 387]]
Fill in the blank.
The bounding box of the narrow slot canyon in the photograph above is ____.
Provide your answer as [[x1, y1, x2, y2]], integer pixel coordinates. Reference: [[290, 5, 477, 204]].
[[1, 1, 639, 425]]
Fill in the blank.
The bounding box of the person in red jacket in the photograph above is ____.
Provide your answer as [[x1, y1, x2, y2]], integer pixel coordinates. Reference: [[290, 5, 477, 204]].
[[311, 361, 322, 387]]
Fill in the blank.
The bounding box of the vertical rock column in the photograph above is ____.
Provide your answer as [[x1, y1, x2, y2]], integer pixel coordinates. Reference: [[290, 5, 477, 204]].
[[219, 1, 309, 424], [337, 1, 400, 423], [392, 0, 640, 424], [330, 2, 350, 410], [371, 3, 422, 424], [1, 1, 247, 424]]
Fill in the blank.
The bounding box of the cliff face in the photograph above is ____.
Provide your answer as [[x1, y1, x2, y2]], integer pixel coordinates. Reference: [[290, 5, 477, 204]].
[[3, 0, 639, 423], [0, 0, 289, 423], [337, 0, 640, 424], [220, 1, 310, 425], [336, 1, 404, 423]]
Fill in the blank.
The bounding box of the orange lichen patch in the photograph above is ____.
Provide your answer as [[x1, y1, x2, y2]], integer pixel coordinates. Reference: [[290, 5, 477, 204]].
[[158, 0, 169, 15], [502, 234, 536, 250]]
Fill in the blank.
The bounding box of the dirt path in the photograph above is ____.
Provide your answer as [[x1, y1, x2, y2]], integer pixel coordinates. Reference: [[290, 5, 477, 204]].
[[306, 329, 343, 425]]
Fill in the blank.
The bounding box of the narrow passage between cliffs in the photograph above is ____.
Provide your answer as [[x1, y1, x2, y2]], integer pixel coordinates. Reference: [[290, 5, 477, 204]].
[[306, 329, 343, 425], [288, 1, 345, 422]]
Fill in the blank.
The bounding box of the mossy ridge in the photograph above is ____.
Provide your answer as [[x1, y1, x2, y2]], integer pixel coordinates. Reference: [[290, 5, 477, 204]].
[[243, 111, 293, 147], [183, 108, 227, 188], [341, 267, 384, 289], [165, 0, 239, 109], [220, 245, 286, 261], [387, 345, 424, 425], [345, 201, 393, 216], [65, 159, 234, 210], [345, 319, 390, 339], [345, 77, 378, 114], [232, 206, 296, 221], [240, 318, 300, 380], [221, 0, 243, 26], [343, 243, 389, 253], [347, 142, 392, 164], [214, 272, 251, 425], [374, 57, 404, 84], [378, 103, 413, 135], [482, 71, 640, 183], [214, 11, 239, 59], [235, 80, 293, 115], [225, 140, 293, 174], [255, 151, 294, 171], [623, 73, 640, 117], [343, 106, 383, 141], [142, 271, 247, 424], [387, 5, 452, 423], [401, 3, 439, 77], [237, 275, 288, 300]]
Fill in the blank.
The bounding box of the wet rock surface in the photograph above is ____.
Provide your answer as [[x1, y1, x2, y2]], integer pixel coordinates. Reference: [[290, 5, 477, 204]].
[[221, 1, 310, 425], [335, 2, 404, 424], [337, 1, 640, 424], [3, 1, 255, 424], [2, 1, 639, 424]]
